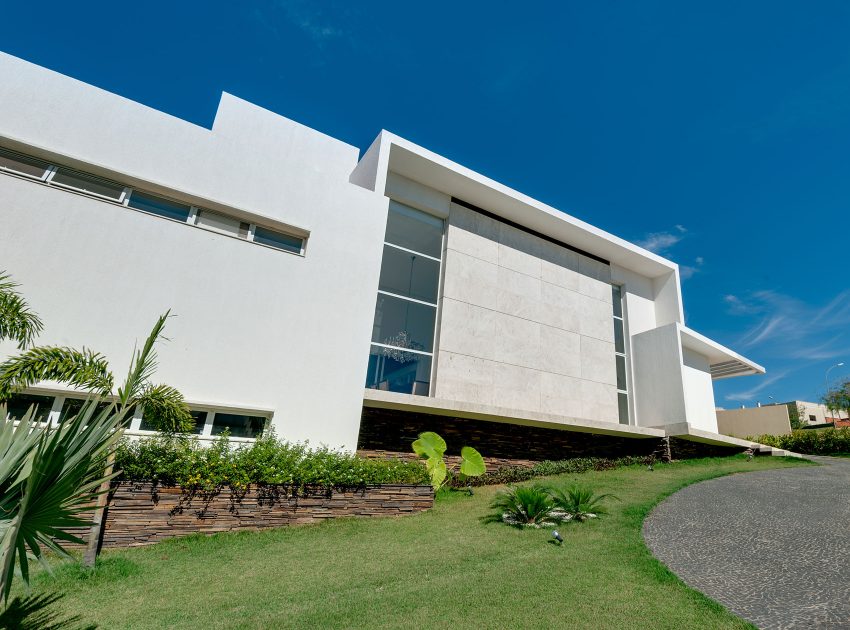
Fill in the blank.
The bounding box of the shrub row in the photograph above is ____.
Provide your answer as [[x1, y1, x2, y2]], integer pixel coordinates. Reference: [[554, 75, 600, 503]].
[[752, 427, 850, 455], [115, 434, 429, 491], [448, 455, 651, 488]]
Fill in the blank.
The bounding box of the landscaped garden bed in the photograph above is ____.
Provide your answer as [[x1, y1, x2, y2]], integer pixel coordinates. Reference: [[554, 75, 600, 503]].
[[24, 454, 810, 629]]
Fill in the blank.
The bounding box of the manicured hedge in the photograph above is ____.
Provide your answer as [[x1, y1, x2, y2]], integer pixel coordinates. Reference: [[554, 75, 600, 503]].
[[449, 455, 651, 488], [115, 434, 429, 491], [752, 427, 850, 455]]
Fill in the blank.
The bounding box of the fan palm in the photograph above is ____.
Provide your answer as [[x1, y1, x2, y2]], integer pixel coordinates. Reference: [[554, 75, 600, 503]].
[[483, 485, 557, 528], [546, 485, 618, 522]]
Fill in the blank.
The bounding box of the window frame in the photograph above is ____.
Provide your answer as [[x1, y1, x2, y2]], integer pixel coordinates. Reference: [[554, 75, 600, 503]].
[[366, 200, 446, 397], [612, 284, 631, 425], [0, 144, 307, 257]]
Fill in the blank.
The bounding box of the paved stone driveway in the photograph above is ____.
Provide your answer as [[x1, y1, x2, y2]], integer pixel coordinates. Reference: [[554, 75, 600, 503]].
[[643, 456, 850, 629]]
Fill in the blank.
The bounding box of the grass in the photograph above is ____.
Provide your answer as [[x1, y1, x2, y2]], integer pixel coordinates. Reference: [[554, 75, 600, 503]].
[[18, 455, 810, 629]]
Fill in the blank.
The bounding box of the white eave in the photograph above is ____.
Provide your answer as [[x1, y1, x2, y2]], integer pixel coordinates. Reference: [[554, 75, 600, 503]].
[[678, 324, 765, 380], [354, 131, 680, 280]]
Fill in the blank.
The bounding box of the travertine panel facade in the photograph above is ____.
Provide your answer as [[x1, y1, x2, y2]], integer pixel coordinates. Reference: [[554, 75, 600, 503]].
[[434, 202, 619, 422]]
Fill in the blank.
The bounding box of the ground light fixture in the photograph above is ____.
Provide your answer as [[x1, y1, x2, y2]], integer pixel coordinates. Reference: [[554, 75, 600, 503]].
[[552, 531, 563, 545]]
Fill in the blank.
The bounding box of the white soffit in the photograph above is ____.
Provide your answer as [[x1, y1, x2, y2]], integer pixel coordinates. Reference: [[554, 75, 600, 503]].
[[379, 135, 678, 279], [679, 325, 765, 380]]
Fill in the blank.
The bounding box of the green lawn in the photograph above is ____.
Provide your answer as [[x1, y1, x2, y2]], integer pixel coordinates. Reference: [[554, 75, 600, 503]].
[[23, 455, 810, 629]]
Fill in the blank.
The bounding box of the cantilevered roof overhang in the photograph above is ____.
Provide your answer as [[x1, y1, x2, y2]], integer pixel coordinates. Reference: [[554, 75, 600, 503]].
[[357, 132, 681, 280], [679, 325, 765, 380]]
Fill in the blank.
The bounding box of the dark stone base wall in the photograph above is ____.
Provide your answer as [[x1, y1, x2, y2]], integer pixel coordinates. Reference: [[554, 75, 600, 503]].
[[668, 437, 745, 460], [358, 407, 661, 468], [358, 408, 748, 467], [73, 482, 433, 548]]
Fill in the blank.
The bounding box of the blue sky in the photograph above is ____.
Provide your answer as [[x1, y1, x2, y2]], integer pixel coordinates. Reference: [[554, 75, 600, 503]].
[[2, 1, 849, 406]]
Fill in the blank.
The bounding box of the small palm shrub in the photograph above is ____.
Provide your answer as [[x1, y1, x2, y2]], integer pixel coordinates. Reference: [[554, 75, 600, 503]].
[[547, 485, 618, 522], [483, 485, 557, 528]]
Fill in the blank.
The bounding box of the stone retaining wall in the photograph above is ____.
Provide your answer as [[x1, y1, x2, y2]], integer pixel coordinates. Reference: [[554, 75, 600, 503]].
[[88, 482, 433, 548]]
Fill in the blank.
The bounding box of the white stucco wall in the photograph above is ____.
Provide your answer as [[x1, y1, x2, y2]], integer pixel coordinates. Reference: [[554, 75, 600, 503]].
[[0, 52, 388, 450], [681, 347, 719, 432]]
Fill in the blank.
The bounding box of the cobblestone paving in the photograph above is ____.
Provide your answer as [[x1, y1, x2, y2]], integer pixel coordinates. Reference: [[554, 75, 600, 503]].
[[643, 456, 850, 629]]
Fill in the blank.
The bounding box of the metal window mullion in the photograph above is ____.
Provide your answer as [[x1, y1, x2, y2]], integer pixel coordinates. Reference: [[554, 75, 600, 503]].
[[247, 223, 257, 242], [44, 165, 58, 183], [370, 341, 433, 357], [383, 241, 442, 262], [376, 289, 438, 309], [187, 206, 199, 225], [202, 411, 214, 437], [120, 186, 133, 205]]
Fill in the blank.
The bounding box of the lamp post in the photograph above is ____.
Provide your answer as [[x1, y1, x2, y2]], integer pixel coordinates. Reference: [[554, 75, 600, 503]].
[[825, 362, 845, 423]]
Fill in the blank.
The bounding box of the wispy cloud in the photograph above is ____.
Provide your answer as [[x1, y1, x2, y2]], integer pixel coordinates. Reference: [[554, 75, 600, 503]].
[[725, 370, 790, 402], [281, 1, 344, 47], [636, 225, 687, 254], [679, 256, 705, 280], [727, 290, 850, 354], [722, 289, 850, 402]]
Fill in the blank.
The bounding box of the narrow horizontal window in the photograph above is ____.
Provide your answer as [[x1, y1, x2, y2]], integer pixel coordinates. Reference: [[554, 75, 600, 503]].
[[128, 190, 191, 222], [51, 167, 125, 200], [5, 393, 53, 423], [372, 294, 436, 351], [211, 413, 266, 438], [60, 397, 114, 423], [366, 345, 432, 396], [378, 245, 440, 303], [253, 226, 304, 254], [0, 147, 50, 179], [196, 209, 246, 238]]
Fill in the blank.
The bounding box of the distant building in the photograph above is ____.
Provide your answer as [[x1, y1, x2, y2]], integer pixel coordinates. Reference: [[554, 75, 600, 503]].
[[784, 401, 849, 427]]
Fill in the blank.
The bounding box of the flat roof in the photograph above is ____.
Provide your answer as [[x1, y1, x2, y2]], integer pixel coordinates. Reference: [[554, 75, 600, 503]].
[[679, 324, 765, 379], [370, 132, 680, 279]]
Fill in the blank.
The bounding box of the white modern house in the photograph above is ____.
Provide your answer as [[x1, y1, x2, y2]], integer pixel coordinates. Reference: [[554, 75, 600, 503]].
[[0, 52, 765, 461]]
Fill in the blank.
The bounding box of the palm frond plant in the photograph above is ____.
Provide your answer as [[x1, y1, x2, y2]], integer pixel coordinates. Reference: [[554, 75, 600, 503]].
[[0, 346, 113, 400], [0, 312, 180, 603], [546, 485, 618, 522], [482, 485, 558, 528], [0, 272, 43, 350]]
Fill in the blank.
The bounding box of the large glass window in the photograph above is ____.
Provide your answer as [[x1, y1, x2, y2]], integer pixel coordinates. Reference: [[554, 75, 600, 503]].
[[60, 397, 115, 423], [612, 285, 629, 424], [366, 202, 443, 396], [384, 201, 443, 258], [378, 245, 440, 303]]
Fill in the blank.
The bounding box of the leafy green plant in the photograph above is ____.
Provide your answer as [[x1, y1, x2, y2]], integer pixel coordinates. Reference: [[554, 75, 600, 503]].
[[450, 455, 648, 488], [482, 485, 557, 528], [754, 427, 850, 455], [547, 485, 618, 522], [114, 433, 429, 491], [411, 431, 486, 492]]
